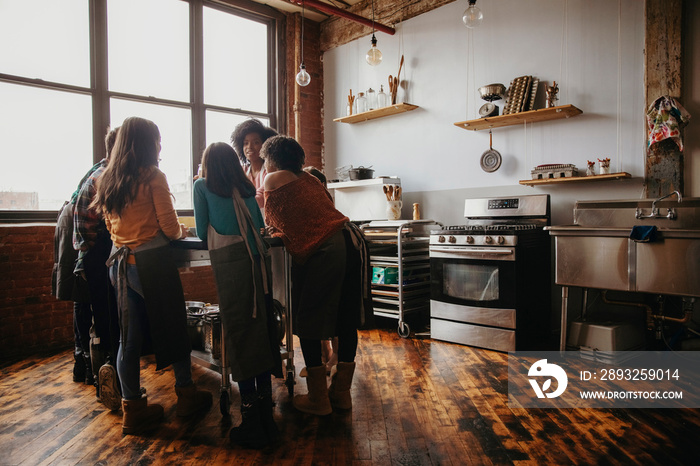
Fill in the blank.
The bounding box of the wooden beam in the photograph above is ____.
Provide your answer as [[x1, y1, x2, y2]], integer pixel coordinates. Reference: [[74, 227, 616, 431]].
[[320, 0, 457, 51], [645, 0, 684, 197], [286, 0, 395, 36]]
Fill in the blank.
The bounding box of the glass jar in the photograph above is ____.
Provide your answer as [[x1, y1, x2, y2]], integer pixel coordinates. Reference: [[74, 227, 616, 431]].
[[356, 92, 367, 113], [377, 85, 388, 108], [366, 88, 377, 110]]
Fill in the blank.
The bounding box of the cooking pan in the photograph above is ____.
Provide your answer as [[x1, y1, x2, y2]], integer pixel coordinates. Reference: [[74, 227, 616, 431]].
[[480, 129, 502, 173], [349, 166, 375, 180]]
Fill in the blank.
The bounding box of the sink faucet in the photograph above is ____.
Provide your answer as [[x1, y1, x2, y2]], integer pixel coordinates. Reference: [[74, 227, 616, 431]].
[[635, 191, 682, 220], [652, 190, 682, 211]]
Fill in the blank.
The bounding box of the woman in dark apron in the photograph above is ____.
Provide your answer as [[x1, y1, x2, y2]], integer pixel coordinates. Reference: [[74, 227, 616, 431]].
[[93, 116, 212, 435], [193, 142, 282, 449], [262, 136, 371, 417]]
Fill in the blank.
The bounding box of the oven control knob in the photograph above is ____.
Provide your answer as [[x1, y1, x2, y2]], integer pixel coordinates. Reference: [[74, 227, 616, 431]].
[[438, 236, 446, 243], [466, 235, 475, 244], [497, 236, 505, 244], [484, 236, 493, 244], [448, 235, 457, 243]]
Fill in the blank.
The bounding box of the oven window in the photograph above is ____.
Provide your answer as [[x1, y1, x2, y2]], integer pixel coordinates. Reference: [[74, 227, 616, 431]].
[[443, 263, 499, 302]]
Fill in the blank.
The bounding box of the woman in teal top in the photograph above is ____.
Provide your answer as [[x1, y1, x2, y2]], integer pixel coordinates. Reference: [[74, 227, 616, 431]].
[[193, 142, 281, 449]]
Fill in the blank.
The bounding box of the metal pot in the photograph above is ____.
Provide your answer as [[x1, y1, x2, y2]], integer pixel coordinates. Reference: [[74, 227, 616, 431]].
[[348, 166, 374, 180], [478, 83, 506, 102]]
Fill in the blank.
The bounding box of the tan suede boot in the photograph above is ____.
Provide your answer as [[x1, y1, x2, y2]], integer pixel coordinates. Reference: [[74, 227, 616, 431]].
[[175, 383, 213, 417], [328, 361, 356, 410], [122, 396, 164, 435], [293, 365, 332, 415]]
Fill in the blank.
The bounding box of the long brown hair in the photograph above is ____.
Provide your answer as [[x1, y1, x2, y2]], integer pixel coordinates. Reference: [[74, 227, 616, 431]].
[[202, 142, 256, 198], [93, 117, 161, 216]]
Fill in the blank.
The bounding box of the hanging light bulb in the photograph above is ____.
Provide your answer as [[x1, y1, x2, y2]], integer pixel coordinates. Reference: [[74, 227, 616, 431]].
[[296, 63, 310, 87], [462, 0, 483, 28], [366, 34, 383, 66], [296, 1, 310, 86], [365, 0, 382, 66]]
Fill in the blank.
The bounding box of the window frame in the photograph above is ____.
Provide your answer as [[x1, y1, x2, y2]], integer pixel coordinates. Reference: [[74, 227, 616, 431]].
[[0, 0, 285, 222]]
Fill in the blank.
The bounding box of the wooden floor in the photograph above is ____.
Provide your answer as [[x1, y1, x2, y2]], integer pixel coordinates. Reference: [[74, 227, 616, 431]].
[[3, 325, 700, 465]]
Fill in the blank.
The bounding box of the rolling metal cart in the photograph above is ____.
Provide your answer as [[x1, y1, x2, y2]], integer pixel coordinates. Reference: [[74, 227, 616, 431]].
[[172, 238, 296, 416], [361, 220, 441, 338]]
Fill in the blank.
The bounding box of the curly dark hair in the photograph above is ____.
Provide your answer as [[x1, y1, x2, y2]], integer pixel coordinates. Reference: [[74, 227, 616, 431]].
[[229, 118, 278, 165], [260, 136, 305, 173]]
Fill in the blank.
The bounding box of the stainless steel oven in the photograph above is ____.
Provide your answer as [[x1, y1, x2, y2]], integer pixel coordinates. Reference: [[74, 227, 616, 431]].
[[429, 195, 552, 352]]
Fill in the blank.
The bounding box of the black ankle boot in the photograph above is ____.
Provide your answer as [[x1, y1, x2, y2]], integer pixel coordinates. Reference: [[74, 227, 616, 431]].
[[258, 393, 279, 442], [229, 399, 269, 449], [83, 353, 95, 386], [73, 352, 86, 383]]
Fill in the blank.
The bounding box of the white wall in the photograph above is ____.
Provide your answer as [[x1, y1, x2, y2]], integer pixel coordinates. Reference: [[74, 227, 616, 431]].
[[323, 0, 655, 226]]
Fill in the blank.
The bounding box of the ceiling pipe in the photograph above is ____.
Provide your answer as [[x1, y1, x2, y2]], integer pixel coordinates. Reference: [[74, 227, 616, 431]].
[[287, 0, 395, 35]]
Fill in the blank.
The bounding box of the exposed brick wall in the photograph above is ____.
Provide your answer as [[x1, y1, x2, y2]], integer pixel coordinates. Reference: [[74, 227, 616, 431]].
[[285, 13, 324, 172], [0, 225, 218, 366]]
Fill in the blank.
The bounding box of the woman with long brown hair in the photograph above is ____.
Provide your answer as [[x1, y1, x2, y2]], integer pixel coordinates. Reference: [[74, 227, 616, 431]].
[[193, 142, 282, 449], [93, 116, 212, 435]]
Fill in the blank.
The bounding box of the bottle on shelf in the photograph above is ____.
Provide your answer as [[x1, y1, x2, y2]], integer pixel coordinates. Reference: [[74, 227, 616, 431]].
[[356, 92, 368, 113], [377, 85, 388, 108], [366, 88, 377, 110]]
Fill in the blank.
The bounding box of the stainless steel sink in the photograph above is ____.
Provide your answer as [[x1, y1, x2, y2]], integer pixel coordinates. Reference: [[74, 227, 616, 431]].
[[546, 196, 700, 297]]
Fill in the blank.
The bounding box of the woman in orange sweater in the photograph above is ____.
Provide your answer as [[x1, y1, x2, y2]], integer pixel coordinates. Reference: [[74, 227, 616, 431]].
[[262, 136, 371, 415], [93, 117, 211, 434]]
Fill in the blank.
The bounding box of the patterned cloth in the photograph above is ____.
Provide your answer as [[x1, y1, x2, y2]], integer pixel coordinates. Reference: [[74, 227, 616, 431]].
[[73, 159, 108, 273], [264, 172, 348, 264], [646, 96, 691, 150]]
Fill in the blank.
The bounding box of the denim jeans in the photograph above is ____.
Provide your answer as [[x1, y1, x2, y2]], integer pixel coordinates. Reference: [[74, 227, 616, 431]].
[[111, 263, 192, 400]]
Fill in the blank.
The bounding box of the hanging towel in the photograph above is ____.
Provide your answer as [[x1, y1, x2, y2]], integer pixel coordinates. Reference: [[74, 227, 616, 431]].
[[646, 96, 691, 151], [630, 225, 657, 243]]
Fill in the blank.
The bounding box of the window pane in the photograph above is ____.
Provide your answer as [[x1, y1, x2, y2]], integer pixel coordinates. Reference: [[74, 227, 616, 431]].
[[0, 83, 92, 210], [111, 99, 193, 210], [0, 0, 89, 87], [108, 0, 189, 101], [203, 7, 268, 112], [205, 110, 269, 147]]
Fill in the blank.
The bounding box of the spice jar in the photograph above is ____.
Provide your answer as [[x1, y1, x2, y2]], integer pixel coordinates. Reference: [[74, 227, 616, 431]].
[[412, 203, 421, 220], [356, 92, 367, 113]]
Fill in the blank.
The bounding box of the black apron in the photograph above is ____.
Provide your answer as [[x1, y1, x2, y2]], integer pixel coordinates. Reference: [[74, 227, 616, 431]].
[[206, 189, 282, 381]]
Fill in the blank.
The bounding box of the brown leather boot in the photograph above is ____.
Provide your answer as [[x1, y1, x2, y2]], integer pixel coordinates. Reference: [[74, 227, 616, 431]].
[[328, 361, 356, 410], [293, 365, 332, 415], [175, 383, 213, 417], [122, 396, 164, 435]]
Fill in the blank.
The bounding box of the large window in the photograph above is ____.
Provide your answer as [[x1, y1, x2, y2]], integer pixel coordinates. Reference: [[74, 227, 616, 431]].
[[0, 0, 282, 215]]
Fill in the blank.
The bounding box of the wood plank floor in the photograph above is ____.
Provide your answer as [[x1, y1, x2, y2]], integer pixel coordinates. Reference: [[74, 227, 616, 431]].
[[2, 324, 700, 465]]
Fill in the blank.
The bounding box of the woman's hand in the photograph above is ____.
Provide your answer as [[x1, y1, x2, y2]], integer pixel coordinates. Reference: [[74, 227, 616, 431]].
[[179, 223, 189, 239]]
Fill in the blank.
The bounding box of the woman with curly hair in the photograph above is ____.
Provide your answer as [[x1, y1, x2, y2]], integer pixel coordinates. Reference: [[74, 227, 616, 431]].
[[230, 118, 277, 209], [261, 136, 372, 416]]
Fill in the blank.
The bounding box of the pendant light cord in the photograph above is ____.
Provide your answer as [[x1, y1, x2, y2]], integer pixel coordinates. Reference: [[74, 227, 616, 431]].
[[300, 1, 305, 64]]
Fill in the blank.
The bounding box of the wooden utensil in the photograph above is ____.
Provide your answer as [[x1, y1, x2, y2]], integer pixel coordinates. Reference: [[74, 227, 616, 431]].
[[383, 184, 391, 201]]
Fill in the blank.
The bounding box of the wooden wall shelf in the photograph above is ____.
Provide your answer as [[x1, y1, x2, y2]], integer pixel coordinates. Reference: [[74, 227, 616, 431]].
[[334, 103, 419, 124], [519, 172, 632, 186], [454, 104, 582, 131]]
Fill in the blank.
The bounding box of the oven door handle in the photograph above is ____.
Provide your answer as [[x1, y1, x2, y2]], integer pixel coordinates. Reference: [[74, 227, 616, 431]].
[[429, 246, 515, 257]]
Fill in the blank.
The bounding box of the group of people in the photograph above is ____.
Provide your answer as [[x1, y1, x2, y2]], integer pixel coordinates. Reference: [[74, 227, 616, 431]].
[[53, 116, 370, 449]]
